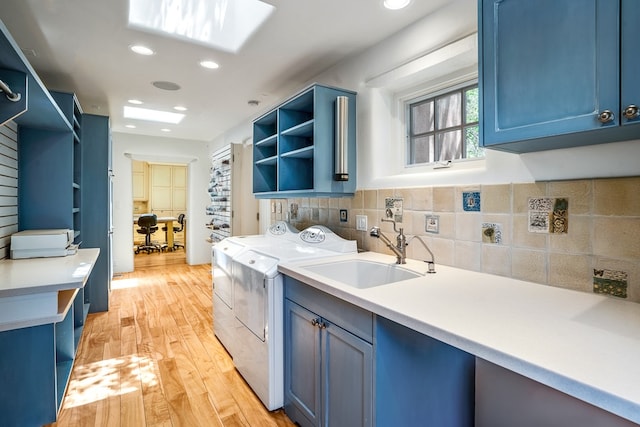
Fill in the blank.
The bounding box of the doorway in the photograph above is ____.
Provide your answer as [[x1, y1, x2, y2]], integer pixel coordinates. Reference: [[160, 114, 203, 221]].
[[132, 160, 187, 268]]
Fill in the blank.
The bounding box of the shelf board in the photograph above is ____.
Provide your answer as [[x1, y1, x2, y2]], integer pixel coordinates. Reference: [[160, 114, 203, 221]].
[[281, 146, 314, 159], [256, 156, 277, 166], [255, 134, 277, 147], [281, 119, 314, 137]]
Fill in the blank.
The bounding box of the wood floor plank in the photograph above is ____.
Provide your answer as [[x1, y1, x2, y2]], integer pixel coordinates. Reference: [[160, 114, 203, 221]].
[[51, 259, 294, 427]]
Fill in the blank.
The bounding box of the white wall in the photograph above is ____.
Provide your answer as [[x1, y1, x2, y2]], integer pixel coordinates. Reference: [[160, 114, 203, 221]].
[[112, 132, 211, 273], [309, 0, 640, 188], [209, 0, 640, 229]]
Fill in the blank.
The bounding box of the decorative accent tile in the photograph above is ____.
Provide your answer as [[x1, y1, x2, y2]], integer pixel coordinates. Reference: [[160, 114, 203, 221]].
[[463, 191, 481, 212], [593, 268, 628, 299], [551, 198, 569, 233], [527, 197, 569, 234], [425, 215, 440, 234], [385, 197, 403, 223], [482, 222, 502, 244]]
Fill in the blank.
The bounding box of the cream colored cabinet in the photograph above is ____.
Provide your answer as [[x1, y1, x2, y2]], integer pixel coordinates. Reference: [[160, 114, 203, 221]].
[[171, 166, 187, 217], [132, 160, 148, 201], [150, 164, 187, 217]]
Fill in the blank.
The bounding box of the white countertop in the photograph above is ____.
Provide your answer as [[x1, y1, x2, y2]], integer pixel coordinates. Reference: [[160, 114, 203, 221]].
[[0, 248, 100, 297], [278, 251, 640, 424]]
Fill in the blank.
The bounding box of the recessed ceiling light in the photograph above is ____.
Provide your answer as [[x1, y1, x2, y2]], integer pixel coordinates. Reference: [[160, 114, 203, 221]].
[[123, 106, 185, 124], [383, 0, 411, 10], [128, 99, 143, 105], [200, 60, 220, 70], [174, 105, 187, 111], [130, 44, 155, 55], [128, 0, 275, 53], [125, 124, 136, 129], [160, 128, 171, 132]]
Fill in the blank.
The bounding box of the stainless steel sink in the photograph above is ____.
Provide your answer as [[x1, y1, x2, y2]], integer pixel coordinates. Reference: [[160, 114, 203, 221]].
[[302, 259, 422, 289]]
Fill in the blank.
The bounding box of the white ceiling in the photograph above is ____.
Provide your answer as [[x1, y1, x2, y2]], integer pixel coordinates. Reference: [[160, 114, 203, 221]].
[[0, 0, 451, 142]]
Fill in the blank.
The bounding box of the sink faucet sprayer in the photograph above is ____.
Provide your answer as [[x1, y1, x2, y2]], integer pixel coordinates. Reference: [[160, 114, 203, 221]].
[[369, 218, 436, 273]]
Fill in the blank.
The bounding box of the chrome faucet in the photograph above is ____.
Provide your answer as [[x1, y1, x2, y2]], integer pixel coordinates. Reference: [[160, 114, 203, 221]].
[[370, 218, 406, 264], [370, 218, 436, 273]]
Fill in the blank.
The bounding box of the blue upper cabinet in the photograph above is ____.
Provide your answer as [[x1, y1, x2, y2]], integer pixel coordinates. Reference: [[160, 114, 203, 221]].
[[479, 0, 640, 153], [253, 84, 357, 198], [0, 20, 70, 131], [621, 0, 640, 129]]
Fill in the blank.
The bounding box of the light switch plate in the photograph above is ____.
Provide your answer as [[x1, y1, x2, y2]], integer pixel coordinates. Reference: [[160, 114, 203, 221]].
[[356, 215, 368, 231]]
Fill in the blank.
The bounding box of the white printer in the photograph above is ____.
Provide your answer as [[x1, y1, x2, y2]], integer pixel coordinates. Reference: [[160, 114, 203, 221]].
[[10, 229, 78, 259]]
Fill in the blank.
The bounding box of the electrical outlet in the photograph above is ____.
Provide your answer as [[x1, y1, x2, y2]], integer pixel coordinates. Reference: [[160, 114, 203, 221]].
[[356, 215, 368, 231]]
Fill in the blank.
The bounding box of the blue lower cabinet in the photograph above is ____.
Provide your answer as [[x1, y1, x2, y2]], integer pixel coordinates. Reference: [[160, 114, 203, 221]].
[[0, 307, 80, 427], [284, 277, 373, 427], [283, 275, 476, 426], [375, 316, 475, 426], [0, 294, 86, 426]]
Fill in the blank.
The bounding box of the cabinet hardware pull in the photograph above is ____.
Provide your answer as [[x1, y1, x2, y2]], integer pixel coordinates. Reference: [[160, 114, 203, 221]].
[[623, 105, 639, 120], [597, 110, 615, 124], [311, 318, 327, 329]]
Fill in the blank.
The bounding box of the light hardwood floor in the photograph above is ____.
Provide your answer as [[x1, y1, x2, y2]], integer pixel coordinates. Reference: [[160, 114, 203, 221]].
[[48, 252, 294, 426]]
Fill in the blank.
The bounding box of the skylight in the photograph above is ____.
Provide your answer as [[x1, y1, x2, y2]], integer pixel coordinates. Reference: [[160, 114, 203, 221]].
[[128, 0, 275, 53], [123, 106, 185, 124]]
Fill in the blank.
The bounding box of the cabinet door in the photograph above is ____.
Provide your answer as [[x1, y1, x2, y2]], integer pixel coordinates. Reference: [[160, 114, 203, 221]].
[[132, 160, 148, 201], [285, 300, 321, 427], [132, 172, 145, 200], [375, 316, 475, 426], [171, 166, 187, 213], [480, 0, 619, 147], [323, 322, 373, 427], [150, 165, 172, 211], [621, 0, 640, 127]]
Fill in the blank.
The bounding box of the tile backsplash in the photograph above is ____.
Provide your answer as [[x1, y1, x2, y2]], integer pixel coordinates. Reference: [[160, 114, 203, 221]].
[[270, 177, 640, 303]]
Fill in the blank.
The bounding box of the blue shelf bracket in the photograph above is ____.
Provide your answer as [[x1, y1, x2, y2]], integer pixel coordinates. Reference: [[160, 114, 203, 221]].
[[0, 68, 27, 127]]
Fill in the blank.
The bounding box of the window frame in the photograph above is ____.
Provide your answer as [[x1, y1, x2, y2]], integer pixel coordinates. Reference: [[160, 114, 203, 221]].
[[404, 80, 481, 168]]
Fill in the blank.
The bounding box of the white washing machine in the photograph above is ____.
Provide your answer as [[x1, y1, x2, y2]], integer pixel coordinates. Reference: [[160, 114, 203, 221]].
[[214, 224, 357, 411], [212, 221, 299, 355]]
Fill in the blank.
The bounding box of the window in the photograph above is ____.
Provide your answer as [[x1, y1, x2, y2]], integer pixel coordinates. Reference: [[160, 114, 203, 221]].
[[406, 84, 482, 165]]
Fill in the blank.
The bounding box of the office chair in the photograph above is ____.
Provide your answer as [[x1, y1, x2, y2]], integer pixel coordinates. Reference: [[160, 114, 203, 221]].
[[135, 213, 162, 254], [162, 213, 185, 251]]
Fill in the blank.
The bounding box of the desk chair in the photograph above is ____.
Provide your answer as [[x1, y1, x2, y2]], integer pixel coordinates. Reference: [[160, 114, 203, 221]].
[[135, 214, 162, 254], [162, 213, 185, 251]]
